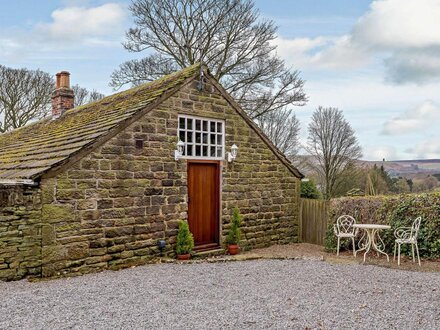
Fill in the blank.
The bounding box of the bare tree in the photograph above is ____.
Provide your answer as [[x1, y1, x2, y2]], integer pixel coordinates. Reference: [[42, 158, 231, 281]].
[[306, 106, 362, 199], [110, 0, 307, 118], [0, 65, 105, 133], [72, 85, 105, 107], [0, 65, 53, 133], [255, 108, 300, 157]]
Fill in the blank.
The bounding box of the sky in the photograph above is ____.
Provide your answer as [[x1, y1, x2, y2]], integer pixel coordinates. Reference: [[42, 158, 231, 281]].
[[1, 0, 439, 161]]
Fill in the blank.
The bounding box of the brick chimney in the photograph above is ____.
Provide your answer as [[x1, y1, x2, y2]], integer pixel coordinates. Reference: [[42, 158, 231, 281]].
[[51, 71, 74, 118]]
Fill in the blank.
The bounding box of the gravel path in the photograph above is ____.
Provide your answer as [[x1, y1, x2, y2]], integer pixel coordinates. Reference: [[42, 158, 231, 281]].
[[1, 259, 439, 329]]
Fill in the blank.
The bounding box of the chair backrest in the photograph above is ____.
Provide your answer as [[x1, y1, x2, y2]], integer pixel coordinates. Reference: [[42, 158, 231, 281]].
[[411, 217, 422, 239], [335, 215, 356, 235]]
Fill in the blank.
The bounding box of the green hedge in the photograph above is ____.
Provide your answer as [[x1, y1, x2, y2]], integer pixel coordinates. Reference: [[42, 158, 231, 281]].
[[325, 193, 440, 258]]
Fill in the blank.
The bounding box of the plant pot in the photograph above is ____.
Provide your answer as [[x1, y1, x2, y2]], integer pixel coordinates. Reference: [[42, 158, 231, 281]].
[[228, 244, 239, 255], [177, 253, 191, 260]]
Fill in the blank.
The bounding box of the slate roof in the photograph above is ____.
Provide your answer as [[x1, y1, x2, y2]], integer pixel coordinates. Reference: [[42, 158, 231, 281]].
[[0, 64, 303, 181], [0, 65, 200, 179]]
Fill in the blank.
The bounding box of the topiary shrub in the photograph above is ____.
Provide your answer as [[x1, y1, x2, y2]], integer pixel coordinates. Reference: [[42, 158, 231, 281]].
[[325, 193, 440, 258], [176, 220, 194, 255], [226, 207, 242, 245]]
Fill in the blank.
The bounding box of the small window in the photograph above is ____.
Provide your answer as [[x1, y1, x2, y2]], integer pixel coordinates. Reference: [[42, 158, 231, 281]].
[[178, 115, 225, 159]]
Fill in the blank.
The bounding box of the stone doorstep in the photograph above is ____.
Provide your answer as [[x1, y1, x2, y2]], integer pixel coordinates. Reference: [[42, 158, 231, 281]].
[[192, 248, 225, 259]]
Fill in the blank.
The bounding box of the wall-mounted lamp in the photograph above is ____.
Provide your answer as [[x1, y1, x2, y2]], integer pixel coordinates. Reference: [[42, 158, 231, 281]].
[[227, 144, 238, 162], [175, 140, 185, 160], [157, 239, 166, 257]]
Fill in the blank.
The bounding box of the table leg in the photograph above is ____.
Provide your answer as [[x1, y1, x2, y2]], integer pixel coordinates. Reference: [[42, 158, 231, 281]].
[[362, 229, 373, 263], [355, 230, 368, 256], [371, 229, 390, 262]]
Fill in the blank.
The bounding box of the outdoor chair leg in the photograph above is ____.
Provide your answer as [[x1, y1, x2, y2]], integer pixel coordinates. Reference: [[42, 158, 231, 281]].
[[411, 244, 415, 263], [415, 242, 421, 266], [393, 243, 396, 260], [397, 244, 401, 266], [337, 237, 340, 256], [351, 237, 355, 256]]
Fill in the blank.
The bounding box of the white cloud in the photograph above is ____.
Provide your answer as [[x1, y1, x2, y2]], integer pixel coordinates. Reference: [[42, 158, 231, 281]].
[[273, 35, 369, 70], [407, 138, 440, 159], [36, 3, 126, 42], [274, 0, 440, 83], [352, 0, 440, 50], [0, 3, 126, 62], [363, 145, 398, 161], [382, 101, 440, 135]]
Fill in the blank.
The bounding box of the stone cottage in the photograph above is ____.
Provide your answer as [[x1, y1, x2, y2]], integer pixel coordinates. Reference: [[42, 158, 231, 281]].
[[0, 64, 303, 281]]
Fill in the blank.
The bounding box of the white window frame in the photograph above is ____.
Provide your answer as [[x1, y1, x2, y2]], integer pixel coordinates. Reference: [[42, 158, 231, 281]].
[[177, 114, 225, 160]]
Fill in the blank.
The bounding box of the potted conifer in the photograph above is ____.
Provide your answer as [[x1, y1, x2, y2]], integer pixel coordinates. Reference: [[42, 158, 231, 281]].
[[176, 220, 194, 260], [226, 207, 242, 255]]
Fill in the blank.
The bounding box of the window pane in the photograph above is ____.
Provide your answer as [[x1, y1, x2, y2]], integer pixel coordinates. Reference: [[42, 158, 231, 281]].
[[195, 145, 201, 156], [179, 117, 185, 129], [202, 133, 208, 144], [187, 131, 193, 142], [217, 122, 222, 132], [217, 134, 222, 144], [210, 122, 216, 132], [210, 146, 216, 157], [210, 134, 216, 144], [195, 120, 201, 131], [187, 118, 193, 130], [179, 131, 185, 142], [202, 146, 208, 156], [195, 132, 201, 143], [203, 120, 208, 131], [217, 146, 223, 157], [187, 144, 193, 156]]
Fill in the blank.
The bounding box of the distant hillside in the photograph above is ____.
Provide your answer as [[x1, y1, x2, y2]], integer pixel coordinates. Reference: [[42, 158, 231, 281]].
[[359, 159, 440, 179], [295, 156, 440, 180]]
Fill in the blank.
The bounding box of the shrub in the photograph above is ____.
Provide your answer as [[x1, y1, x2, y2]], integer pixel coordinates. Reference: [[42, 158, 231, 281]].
[[226, 207, 242, 245], [300, 180, 321, 199], [176, 220, 194, 255], [325, 193, 440, 258]]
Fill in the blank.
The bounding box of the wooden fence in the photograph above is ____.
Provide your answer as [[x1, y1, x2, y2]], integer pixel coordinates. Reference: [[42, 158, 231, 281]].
[[299, 198, 330, 245]]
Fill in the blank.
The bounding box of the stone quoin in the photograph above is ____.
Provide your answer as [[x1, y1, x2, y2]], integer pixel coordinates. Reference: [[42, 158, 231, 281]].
[[0, 64, 303, 281]]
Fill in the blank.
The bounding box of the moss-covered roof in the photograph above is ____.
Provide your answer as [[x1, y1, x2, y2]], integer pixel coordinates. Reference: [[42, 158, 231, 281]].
[[0, 64, 200, 179]]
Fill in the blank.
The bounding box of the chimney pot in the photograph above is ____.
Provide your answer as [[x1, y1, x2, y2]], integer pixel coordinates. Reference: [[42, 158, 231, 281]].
[[52, 71, 74, 118], [59, 71, 70, 88], [56, 73, 61, 88]]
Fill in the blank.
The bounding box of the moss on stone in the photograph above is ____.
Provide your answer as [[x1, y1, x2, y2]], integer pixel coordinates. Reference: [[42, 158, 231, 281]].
[[42, 204, 75, 223]]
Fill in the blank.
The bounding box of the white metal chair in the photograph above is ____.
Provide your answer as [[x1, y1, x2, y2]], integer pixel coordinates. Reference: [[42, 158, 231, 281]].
[[394, 217, 422, 266], [333, 215, 358, 256]]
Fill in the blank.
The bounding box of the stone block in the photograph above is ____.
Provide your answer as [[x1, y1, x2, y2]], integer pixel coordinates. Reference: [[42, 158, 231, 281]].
[[41, 225, 56, 245], [42, 204, 75, 223], [66, 242, 89, 260]]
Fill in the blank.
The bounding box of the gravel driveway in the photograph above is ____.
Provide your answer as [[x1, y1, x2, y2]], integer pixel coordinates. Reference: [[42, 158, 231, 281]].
[[1, 259, 439, 329]]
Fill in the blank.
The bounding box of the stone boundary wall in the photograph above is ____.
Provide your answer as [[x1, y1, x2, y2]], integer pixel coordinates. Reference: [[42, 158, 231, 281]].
[[0, 185, 42, 281]]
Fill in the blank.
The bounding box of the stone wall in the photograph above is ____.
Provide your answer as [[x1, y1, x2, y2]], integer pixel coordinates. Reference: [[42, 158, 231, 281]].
[[38, 78, 300, 278], [0, 185, 41, 281]]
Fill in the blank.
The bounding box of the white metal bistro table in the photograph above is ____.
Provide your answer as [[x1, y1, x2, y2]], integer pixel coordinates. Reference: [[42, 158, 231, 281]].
[[353, 224, 391, 262]]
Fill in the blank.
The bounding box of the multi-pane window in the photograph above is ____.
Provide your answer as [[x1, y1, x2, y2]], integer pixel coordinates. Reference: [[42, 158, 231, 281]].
[[178, 115, 224, 159]]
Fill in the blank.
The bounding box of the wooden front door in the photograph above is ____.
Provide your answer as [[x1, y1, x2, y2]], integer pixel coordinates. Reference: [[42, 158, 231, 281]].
[[187, 161, 220, 248]]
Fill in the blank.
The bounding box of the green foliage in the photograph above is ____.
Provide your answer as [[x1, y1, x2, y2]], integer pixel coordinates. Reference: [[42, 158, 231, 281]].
[[226, 207, 242, 245], [300, 180, 320, 199], [325, 193, 440, 258], [176, 220, 194, 255]]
